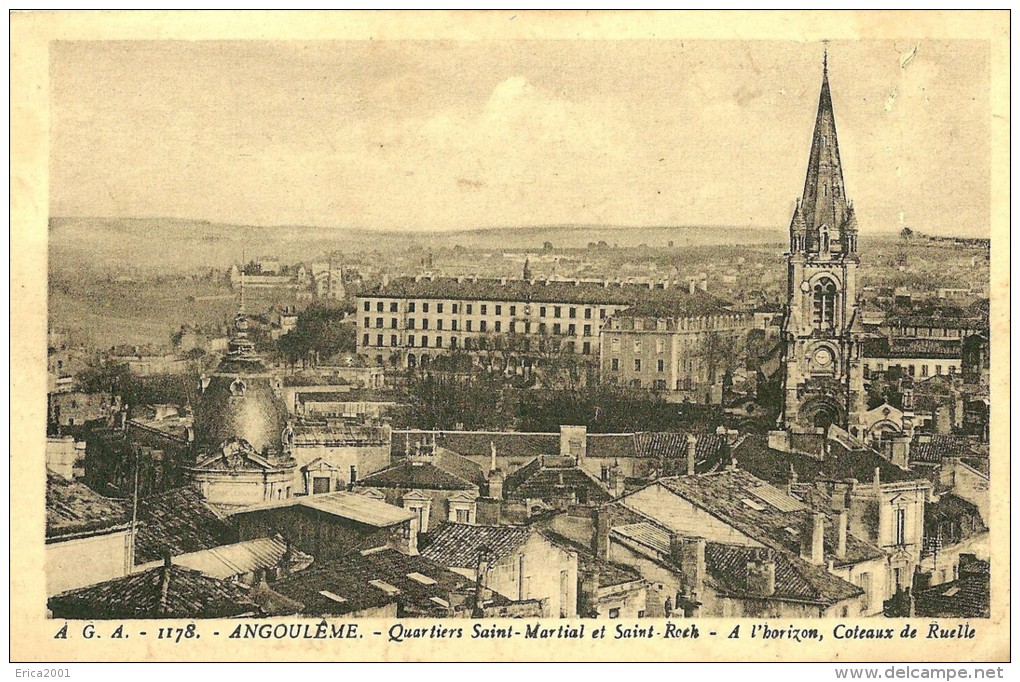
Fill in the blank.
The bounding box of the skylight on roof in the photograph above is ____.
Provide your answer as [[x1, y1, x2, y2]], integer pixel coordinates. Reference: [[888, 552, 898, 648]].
[[740, 497, 766, 511], [407, 572, 437, 585], [369, 579, 402, 596], [429, 596, 450, 608], [319, 590, 348, 604], [943, 587, 961, 597], [785, 526, 800, 536]]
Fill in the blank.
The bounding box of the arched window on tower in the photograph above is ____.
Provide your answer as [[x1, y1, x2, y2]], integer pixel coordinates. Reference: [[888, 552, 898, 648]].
[[812, 278, 837, 330]]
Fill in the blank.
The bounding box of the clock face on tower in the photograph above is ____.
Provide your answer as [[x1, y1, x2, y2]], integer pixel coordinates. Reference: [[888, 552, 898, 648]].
[[813, 347, 834, 367]]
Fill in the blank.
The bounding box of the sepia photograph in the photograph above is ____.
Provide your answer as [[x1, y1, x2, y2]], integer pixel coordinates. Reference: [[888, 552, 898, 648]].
[[10, 9, 1009, 666]]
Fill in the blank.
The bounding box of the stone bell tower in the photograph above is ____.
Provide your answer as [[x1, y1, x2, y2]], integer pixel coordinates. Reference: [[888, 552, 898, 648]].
[[782, 53, 866, 435]]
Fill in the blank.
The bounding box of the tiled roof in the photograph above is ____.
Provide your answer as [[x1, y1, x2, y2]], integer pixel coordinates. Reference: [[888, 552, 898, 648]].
[[923, 495, 987, 553], [731, 434, 921, 484], [392, 430, 559, 461], [367, 276, 685, 306], [358, 460, 478, 491], [608, 290, 736, 319], [226, 491, 415, 528], [913, 574, 990, 618], [503, 460, 612, 503], [612, 520, 861, 606], [292, 423, 390, 446], [911, 436, 986, 464], [133, 488, 238, 565], [135, 537, 313, 580], [269, 548, 483, 617], [655, 470, 885, 567], [46, 472, 130, 541], [863, 337, 961, 360], [422, 523, 534, 568], [47, 563, 265, 619]]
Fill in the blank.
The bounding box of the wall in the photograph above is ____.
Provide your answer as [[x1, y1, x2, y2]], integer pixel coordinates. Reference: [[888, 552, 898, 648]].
[[831, 556, 889, 617], [476, 534, 578, 618], [292, 442, 390, 488], [46, 530, 132, 595], [920, 531, 989, 586], [622, 485, 760, 546], [233, 505, 396, 560], [940, 459, 990, 523], [365, 486, 479, 532]]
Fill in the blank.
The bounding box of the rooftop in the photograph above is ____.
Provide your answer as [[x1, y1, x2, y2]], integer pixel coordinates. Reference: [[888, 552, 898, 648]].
[[911, 435, 987, 464], [226, 490, 415, 528], [503, 458, 612, 503], [421, 523, 535, 568], [358, 459, 479, 492], [133, 487, 238, 565], [268, 548, 483, 617], [913, 573, 990, 618], [47, 562, 265, 619], [730, 434, 922, 485], [367, 276, 708, 306], [135, 536, 312, 580], [652, 469, 886, 567], [46, 472, 130, 541]]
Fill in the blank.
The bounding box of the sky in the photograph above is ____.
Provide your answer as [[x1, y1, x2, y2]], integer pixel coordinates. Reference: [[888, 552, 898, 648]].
[[50, 39, 990, 236]]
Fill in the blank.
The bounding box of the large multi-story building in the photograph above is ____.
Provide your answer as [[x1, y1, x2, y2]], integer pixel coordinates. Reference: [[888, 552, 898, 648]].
[[356, 276, 663, 368], [599, 297, 754, 402]]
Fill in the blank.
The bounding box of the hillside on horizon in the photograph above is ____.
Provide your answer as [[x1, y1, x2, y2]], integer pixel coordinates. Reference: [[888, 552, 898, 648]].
[[48, 216, 792, 275]]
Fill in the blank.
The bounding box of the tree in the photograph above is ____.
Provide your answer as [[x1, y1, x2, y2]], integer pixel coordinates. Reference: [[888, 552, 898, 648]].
[[276, 303, 356, 368]]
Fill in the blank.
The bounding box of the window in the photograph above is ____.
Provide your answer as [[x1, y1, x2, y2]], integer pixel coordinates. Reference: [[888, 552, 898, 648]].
[[583, 324, 592, 337], [389, 334, 397, 346], [363, 301, 371, 312], [553, 323, 561, 335], [656, 338, 665, 354], [375, 317, 383, 328], [936, 365, 943, 375], [408, 302, 416, 313], [540, 306, 547, 317], [451, 320, 458, 331], [921, 365, 929, 377], [583, 341, 591, 355], [611, 338, 620, 352], [584, 308, 592, 319], [391, 318, 398, 329], [408, 335, 415, 347], [495, 305, 501, 315], [466, 304, 473, 314], [437, 303, 444, 313], [611, 358, 620, 371], [420, 336, 428, 348], [634, 359, 642, 372], [509, 305, 516, 316], [450, 337, 458, 349], [466, 321, 472, 332], [600, 309, 606, 319], [812, 277, 837, 330], [949, 365, 957, 375], [481, 304, 487, 315], [362, 333, 369, 346], [657, 359, 665, 373], [634, 340, 642, 352], [376, 334, 383, 346], [653, 379, 667, 389], [494, 321, 501, 332], [569, 307, 577, 319], [376, 302, 384, 312], [408, 319, 416, 329], [554, 306, 562, 317], [437, 319, 444, 331], [609, 607, 621, 619], [451, 304, 458, 314], [455, 508, 471, 523], [435, 336, 443, 348], [390, 302, 398, 313], [895, 508, 907, 546], [480, 321, 487, 332], [422, 302, 430, 313], [363, 317, 370, 328], [568, 324, 576, 336]]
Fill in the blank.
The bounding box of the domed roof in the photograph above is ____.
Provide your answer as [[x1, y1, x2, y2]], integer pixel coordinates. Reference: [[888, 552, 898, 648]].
[[193, 306, 290, 456], [193, 373, 290, 456]]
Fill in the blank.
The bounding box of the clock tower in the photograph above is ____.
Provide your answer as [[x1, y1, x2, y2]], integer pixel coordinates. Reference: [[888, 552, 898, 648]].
[[782, 54, 866, 434]]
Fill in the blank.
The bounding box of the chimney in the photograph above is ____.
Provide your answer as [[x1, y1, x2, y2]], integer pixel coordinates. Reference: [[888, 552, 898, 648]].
[[873, 467, 882, 495], [579, 567, 601, 617], [560, 425, 587, 465], [746, 549, 777, 597], [699, 273, 708, 292], [677, 536, 706, 600], [685, 433, 697, 476], [801, 513, 826, 565], [487, 469, 504, 500], [489, 441, 498, 472], [837, 509, 848, 559], [688, 279, 696, 295], [607, 461, 625, 498], [593, 507, 610, 561]]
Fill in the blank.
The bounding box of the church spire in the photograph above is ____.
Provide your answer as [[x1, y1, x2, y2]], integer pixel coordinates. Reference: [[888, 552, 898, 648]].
[[796, 50, 852, 255]]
